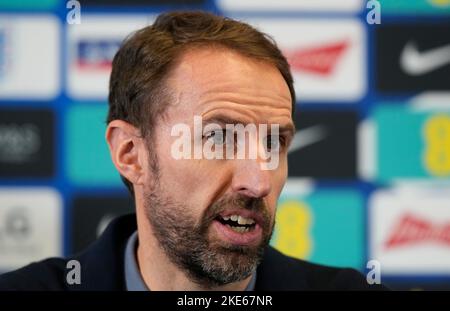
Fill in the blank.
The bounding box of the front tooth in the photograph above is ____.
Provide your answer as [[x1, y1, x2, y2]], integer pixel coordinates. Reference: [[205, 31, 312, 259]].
[[230, 215, 238, 222], [223, 216, 230, 221], [237, 216, 255, 225], [237, 216, 245, 225]]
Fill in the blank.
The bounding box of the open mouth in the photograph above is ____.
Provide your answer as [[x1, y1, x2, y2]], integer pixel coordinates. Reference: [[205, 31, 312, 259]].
[[211, 209, 264, 245], [215, 214, 257, 233]]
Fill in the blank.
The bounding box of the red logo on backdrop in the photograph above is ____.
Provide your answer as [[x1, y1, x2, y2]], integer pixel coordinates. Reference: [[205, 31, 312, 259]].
[[76, 39, 121, 71], [284, 40, 349, 75], [385, 213, 450, 249]]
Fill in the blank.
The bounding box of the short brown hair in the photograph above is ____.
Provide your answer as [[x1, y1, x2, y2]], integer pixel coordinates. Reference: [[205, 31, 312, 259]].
[[107, 10, 296, 196]]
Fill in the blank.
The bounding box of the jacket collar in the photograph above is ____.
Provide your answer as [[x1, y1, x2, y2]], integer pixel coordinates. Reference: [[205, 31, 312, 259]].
[[71, 214, 137, 290], [70, 213, 307, 291]]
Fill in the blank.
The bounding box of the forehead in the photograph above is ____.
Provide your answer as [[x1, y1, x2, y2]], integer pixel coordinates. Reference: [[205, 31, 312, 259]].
[[164, 47, 292, 118]]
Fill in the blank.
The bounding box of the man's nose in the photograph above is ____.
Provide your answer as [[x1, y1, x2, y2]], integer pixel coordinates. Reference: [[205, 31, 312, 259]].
[[231, 159, 272, 199]]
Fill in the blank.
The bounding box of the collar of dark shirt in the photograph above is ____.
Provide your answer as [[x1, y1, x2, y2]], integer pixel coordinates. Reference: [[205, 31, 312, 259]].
[[124, 230, 257, 291]]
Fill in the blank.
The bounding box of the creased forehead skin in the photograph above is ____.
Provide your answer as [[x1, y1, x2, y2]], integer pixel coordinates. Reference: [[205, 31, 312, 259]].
[[163, 47, 293, 126]]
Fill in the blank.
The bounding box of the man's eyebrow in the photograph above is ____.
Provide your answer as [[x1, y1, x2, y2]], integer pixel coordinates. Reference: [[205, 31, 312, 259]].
[[202, 115, 295, 136], [202, 115, 249, 127], [278, 123, 296, 138]]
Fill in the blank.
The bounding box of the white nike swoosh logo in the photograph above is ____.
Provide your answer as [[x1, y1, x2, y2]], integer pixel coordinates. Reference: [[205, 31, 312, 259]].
[[400, 41, 450, 76], [288, 125, 328, 154]]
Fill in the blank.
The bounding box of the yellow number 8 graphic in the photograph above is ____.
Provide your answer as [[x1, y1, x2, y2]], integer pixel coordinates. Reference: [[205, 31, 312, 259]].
[[423, 114, 450, 177], [429, 0, 450, 7], [273, 200, 313, 260]]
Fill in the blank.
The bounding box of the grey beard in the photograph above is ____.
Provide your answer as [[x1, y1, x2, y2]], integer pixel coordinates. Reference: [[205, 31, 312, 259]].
[[143, 186, 273, 289]]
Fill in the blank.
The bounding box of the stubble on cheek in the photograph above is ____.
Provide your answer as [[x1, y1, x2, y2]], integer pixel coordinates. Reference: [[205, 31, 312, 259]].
[[144, 186, 275, 287]]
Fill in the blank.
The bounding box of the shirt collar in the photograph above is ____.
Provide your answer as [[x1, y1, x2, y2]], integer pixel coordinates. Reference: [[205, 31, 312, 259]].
[[124, 230, 257, 291], [124, 231, 149, 291]]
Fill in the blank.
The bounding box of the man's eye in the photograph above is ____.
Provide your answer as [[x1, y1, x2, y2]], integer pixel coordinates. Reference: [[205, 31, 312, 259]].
[[264, 135, 285, 152], [205, 129, 227, 145]]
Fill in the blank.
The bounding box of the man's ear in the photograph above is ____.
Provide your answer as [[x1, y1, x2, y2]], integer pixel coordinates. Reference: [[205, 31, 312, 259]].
[[105, 120, 146, 187]]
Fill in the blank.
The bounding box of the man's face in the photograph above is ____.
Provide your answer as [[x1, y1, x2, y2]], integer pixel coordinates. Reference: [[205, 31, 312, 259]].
[[142, 48, 294, 287]]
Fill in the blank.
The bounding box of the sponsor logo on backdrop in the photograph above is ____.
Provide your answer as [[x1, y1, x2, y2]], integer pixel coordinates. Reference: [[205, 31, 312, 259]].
[[385, 214, 450, 249], [217, 0, 363, 12], [0, 123, 40, 163], [77, 39, 122, 71], [274, 181, 364, 268], [284, 40, 349, 75], [67, 15, 153, 99], [288, 125, 328, 154], [370, 104, 450, 181], [0, 16, 59, 99], [71, 196, 134, 254], [288, 111, 357, 179], [0, 109, 54, 178], [400, 41, 450, 76], [0, 188, 62, 272], [376, 23, 450, 93], [4, 208, 31, 240], [239, 18, 366, 102], [430, 0, 450, 7], [370, 188, 450, 273]]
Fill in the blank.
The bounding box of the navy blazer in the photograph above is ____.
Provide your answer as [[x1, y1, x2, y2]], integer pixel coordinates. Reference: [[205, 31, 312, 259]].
[[0, 214, 386, 291]]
